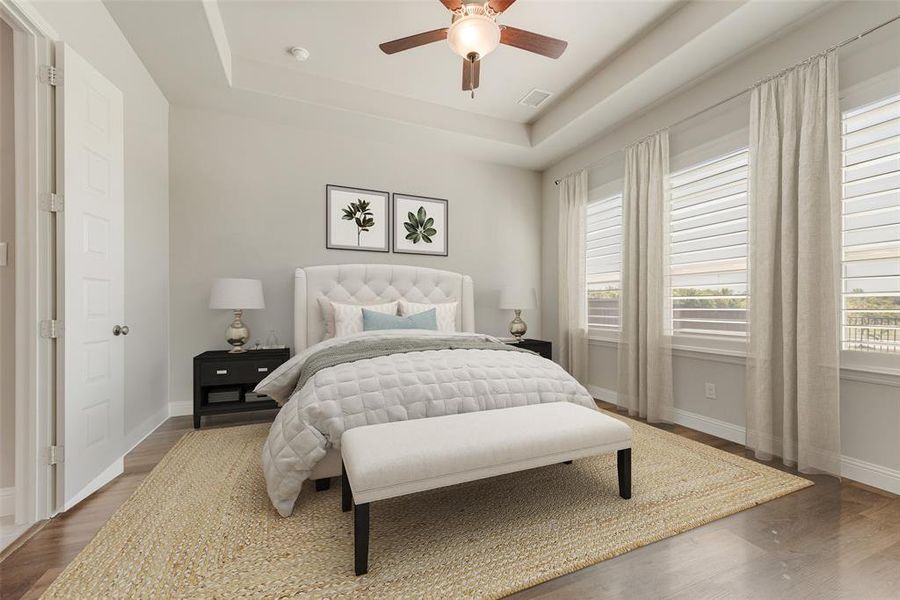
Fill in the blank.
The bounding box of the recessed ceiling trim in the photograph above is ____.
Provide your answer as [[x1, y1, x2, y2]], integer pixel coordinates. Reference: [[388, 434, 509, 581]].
[[230, 56, 532, 147], [112, 0, 849, 170], [201, 0, 232, 86]]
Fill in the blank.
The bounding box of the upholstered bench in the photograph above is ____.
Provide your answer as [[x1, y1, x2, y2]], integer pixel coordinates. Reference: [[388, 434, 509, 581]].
[[340, 402, 633, 575]]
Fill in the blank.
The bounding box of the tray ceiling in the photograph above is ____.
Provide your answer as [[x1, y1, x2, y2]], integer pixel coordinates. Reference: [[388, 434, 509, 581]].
[[105, 0, 833, 169], [217, 0, 680, 124]]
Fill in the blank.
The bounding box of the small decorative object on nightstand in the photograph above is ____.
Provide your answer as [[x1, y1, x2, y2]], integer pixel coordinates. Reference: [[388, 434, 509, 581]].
[[209, 278, 266, 353], [193, 348, 289, 428], [499, 287, 537, 341], [505, 338, 552, 360]]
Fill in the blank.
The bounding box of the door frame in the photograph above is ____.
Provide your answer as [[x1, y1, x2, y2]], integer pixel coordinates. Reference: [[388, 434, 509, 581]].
[[1, 0, 57, 524]]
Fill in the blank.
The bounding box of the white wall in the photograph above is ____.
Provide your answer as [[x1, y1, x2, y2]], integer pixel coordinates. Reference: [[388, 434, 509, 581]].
[[541, 3, 900, 491], [32, 0, 170, 452], [168, 106, 542, 406], [0, 18, 15, 490], [586, 343, 900, 477]]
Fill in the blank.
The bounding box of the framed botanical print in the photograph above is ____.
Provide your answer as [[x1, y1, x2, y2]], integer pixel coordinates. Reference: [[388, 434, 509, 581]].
[[392, 193, 448, 256], [326, 184, 390, 252]]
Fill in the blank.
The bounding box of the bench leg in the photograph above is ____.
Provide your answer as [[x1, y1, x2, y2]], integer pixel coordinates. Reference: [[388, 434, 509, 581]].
[[341, 462, 351, 513], [354, 502, 370, 576], [617, 448, 632, 499], [314, 478, 331, 492]]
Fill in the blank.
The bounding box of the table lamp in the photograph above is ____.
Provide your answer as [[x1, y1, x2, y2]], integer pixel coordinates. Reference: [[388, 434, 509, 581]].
[[499, 287, 537, 341], [209, 278, 265, 352]]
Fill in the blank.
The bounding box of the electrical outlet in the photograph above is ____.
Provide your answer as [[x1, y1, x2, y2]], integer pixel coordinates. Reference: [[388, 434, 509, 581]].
[[705, 382, 717, 400]]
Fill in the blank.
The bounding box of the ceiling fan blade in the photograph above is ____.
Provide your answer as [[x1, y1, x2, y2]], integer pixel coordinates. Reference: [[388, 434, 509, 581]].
[[439, 0, 462, 10], [462, 57, 481, 92], [488, 0, 517, 13], [500, 26, 567, 59], [379, 28, 449, 55]]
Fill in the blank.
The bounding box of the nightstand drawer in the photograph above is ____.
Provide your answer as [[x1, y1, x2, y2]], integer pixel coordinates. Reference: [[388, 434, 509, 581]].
[[199, 361, 248, 385], [199, 359, 279, 385], [193, 348, 290, 429]]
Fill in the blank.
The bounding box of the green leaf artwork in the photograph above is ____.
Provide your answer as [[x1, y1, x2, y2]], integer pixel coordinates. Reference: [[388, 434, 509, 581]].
[[403, 206, 438, 244], [341, 198, 375, 246]]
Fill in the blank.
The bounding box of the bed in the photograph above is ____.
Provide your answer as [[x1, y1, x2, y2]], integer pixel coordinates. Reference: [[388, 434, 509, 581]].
[[259, 264, 596, 516]]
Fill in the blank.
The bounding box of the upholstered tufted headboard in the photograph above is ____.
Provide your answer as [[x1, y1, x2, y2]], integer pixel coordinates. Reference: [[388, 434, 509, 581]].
[[294, 264, 475, 352]]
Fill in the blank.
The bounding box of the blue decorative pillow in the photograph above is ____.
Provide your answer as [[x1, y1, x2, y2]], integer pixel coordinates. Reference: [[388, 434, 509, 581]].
[[362, 307, 437, 331]]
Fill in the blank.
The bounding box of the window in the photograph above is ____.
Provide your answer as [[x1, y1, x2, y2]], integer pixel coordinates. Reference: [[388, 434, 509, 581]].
[[841, 92, 900, 354], [669, 148, 749, 336], [586, 193, 622, 331]]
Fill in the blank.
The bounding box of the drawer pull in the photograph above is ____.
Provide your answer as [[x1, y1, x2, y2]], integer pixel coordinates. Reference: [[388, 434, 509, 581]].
[[216, 369, 228, 375], [257, 367, 269, 373]]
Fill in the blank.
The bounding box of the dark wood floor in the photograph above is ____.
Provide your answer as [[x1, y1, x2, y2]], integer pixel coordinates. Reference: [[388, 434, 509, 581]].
[[1, 402, 897, 599]]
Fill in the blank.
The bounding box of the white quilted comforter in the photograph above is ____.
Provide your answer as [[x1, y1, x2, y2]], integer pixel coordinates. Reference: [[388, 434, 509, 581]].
[[258, 330, 596, 516]]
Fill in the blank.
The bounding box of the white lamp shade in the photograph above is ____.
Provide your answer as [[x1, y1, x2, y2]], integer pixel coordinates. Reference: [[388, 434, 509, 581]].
[[209, 278, 265, 310], [499, 287, 537, 310]]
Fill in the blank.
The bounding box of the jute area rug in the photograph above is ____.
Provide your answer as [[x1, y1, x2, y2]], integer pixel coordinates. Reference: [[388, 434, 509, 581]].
[[43, 411, 811, 599]]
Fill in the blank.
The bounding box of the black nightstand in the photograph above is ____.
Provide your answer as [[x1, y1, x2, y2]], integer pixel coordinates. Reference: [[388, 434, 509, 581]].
[[193, 348, 290, 428], [505, 338, 552, 360]]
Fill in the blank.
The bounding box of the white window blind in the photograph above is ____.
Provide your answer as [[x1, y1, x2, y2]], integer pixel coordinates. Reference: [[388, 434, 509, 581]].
[[841, 92, 900, 354], [669, 148, 749, 336], [586, 193, 622, 330]]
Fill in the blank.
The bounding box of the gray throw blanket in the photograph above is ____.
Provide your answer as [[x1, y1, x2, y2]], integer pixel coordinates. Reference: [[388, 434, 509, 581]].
[[294, 336, 536, 394]]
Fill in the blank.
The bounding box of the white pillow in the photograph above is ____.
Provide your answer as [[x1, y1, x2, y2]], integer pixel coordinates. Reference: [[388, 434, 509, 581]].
[[399, 299, 458, 333], [332, 300, 399, 338], [318, 297, 400, 339]]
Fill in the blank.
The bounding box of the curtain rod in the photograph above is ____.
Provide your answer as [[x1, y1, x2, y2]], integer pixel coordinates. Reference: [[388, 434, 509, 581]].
[[554, 13, 900, 186]]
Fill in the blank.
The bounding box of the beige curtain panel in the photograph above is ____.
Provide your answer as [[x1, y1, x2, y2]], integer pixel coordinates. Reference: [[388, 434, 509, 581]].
[[746, 52, 842, 475], [618, 131, 674, 423], [557, 170, 589, 382]]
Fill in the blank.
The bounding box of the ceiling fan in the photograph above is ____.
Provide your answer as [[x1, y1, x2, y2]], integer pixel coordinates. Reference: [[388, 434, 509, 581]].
[[379, 0, 568, 98]]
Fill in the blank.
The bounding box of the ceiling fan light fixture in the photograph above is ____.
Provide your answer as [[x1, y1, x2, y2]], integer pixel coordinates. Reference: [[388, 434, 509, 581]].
[[447, 14, 500, 59]]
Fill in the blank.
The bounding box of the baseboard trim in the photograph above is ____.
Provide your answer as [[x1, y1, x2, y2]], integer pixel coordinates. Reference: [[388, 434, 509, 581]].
[[64, 457, 124, 512], [670, 408, 747, 445], [669, 409, 900, 494], [587, 388, 899, 495], [0, 487, 14, 517], [586, 385, 618, 404], [169, 401, 193, 417], [123, 404, 170, 457], [56, 406, 168, 516], [670, 409, 900, 493], [841, 456, 900, 495]]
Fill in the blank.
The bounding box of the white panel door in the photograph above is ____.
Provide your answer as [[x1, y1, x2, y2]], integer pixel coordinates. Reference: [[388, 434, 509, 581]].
[[55, 43, 125, 511]]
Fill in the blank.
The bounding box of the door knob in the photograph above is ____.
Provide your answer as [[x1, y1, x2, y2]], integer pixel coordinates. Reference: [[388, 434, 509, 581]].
[[113, 325, 130, 336]]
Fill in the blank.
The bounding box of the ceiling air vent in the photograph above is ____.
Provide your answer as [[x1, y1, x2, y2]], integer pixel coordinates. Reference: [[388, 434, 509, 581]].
[[518, 88, 553, 108]]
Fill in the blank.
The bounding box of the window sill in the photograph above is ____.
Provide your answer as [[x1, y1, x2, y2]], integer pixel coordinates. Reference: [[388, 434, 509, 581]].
[[588, 332, 746, 354], [587, 334, 900, 386]]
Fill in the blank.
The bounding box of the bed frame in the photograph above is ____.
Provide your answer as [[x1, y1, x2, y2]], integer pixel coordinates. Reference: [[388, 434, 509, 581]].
[[294, 263, 476, 480]]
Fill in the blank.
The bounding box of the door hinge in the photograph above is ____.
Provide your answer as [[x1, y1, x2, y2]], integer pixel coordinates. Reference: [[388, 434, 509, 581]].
[[41, 65, 60, 86], [39, 319, 62, 339], [40, 193, 64, 213], [48, 445, 65, 466]]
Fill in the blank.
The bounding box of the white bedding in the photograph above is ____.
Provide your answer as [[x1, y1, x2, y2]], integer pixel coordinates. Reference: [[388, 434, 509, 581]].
[[258, 330, 596, 516]]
